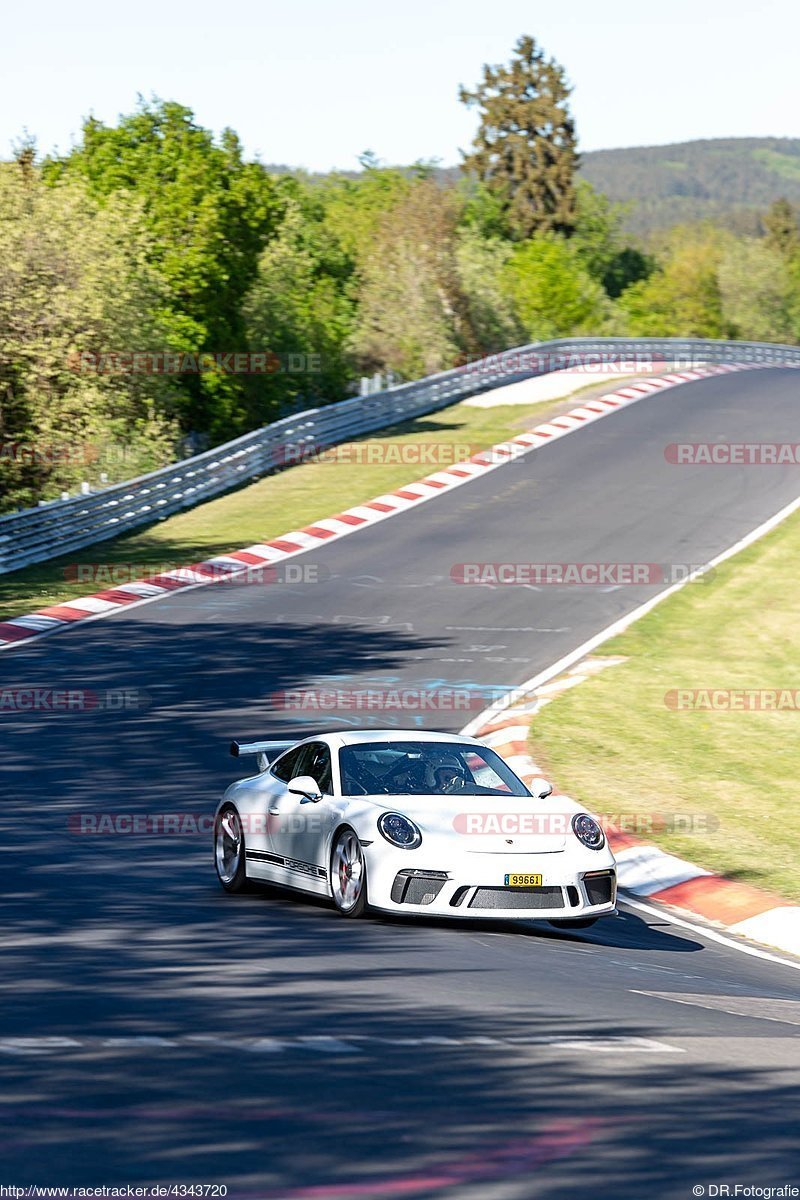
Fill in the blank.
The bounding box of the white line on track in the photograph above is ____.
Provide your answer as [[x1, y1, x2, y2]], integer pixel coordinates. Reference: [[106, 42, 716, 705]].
[[621, 897, 800, 974], [0, 1032, 683, 1056], [629, 990, 800, 1025]]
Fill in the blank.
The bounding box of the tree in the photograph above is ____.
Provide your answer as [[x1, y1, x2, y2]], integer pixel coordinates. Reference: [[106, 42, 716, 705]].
[[618, 228, 731, 338], [0, 163, 177, 511], [12, 132, 37, 182], [44, 99, 283, 440], [456, 175, 512, 240], [455, 231, 525, 354], [571, 181, 653, 298], [718, 238, 795, 343], [352, 180, 466, 378], [763, 198, 799, 258], [502, 235, 617, 340], [320, 163, 411, 261], [243, 189, 357, 416], [459, 35, 579, 240]]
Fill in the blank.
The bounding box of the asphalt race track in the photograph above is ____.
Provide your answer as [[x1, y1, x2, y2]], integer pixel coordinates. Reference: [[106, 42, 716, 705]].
[[2, 367, 800, 1198]]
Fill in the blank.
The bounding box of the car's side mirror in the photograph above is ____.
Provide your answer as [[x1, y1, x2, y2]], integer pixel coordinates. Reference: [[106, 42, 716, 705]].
[[531, 778, 553, 800], [287, 775, 323, 802]]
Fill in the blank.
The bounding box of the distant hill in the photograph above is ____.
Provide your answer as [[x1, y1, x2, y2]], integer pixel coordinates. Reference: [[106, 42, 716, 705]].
[[579, 137, 800, 234], [264, 137, 800, 237]]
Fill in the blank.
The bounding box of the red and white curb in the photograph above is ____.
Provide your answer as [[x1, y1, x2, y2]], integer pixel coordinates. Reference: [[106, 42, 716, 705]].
[[0, 362, 772, 653], [473, 667, 800, 961]]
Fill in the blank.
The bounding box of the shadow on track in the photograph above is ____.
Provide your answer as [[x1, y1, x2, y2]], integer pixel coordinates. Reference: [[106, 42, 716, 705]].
[[2, 613, 798, 1196]]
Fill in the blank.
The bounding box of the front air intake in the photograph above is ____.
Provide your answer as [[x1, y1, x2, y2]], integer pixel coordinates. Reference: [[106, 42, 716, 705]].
[[583, 871, 615, 906], [391, 869, 448, 905], [468, 886, 565, 911]]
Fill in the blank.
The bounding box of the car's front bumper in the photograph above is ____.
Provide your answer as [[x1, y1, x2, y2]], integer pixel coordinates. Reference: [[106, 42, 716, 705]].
[[365, 846, 617, 921]]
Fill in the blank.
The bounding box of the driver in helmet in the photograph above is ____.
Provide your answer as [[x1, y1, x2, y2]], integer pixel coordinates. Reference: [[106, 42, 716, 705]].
[[382, 753, 427, 792], [428, 753, 467, 794]]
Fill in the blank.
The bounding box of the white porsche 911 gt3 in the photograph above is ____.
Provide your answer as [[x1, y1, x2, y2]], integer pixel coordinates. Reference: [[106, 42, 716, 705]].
[[213, 729, 616, 926]]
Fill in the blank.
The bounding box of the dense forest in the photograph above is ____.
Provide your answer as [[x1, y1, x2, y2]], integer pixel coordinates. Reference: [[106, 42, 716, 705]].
[[2, 36, 800, 513]]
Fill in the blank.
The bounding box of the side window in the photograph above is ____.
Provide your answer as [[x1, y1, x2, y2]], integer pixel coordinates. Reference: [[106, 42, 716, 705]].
[[294, 742, 333, 795], [271, 746, 303, 783], [311, 746, 333, 795]]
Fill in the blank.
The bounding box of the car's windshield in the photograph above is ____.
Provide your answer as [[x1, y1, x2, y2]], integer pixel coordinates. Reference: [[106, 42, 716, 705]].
[[338, 740, 530, 797]]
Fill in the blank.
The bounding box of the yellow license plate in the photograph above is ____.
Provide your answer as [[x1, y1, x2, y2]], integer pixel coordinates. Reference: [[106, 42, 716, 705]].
[[505, 873, 543, 887]]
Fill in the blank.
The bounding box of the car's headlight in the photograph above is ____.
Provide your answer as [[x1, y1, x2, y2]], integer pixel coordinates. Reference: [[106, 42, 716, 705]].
[[572, 812, 605, 850], [378, 812, 422, 849]]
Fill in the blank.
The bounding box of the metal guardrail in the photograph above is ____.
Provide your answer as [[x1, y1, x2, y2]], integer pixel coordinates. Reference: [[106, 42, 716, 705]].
[[2, 336, 799, 575]]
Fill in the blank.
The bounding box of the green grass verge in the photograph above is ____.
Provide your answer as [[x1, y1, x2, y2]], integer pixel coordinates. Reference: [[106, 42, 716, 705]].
[[1, 392, 581, 621], [530, 508, 800, 903]]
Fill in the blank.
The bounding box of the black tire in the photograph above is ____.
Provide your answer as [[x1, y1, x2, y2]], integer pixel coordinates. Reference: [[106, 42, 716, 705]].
[[330, 826, 368, 918], [214, 804, 250, 893], [548, 917, 599, 930]]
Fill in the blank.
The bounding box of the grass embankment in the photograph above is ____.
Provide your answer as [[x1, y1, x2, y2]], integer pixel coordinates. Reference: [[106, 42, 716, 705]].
[[1, 391, 582, 621], [530, 510, 800, 902]]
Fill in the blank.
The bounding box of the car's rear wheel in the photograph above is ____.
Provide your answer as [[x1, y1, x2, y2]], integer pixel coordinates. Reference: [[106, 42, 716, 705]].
[[548, 917, 599, 930], [214, 804, 250, 893], [331, 827, 368, 917]]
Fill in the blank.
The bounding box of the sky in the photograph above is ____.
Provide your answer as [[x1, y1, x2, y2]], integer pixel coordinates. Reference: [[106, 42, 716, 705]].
[[3, 0, 798, 170]]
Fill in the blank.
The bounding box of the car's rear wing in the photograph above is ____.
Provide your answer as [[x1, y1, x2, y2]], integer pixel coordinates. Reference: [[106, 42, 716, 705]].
[[230, 739, 296, 773]]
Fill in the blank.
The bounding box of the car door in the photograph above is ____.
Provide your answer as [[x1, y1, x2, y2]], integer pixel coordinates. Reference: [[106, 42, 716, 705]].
[[267, 741, 337, 887], [239, 745, 303, 880]]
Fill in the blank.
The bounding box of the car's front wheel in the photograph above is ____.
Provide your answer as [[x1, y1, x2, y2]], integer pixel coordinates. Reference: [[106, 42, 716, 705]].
[[214, 804, 250, 893], [331, 827, 368, 917]]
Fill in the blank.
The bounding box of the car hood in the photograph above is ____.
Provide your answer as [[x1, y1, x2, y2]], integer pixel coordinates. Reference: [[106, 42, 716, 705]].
[[361, 793, 587, 854]]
